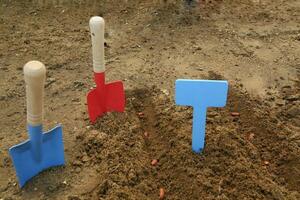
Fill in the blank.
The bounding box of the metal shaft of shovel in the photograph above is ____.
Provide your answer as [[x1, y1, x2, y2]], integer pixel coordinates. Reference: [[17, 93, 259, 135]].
[[87, 16, 125, 123], [9, 61, 64, 187]]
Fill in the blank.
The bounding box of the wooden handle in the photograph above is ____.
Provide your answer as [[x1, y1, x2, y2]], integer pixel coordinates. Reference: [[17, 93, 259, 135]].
[[89, 16, 105, 73], [23, 61, 46, 126]]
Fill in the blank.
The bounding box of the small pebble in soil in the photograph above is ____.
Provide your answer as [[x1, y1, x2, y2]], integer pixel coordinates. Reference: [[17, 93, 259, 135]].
[[75, 167, 81, 173], [151, 159, 158, 166], [159, 188, 165, 199], [161, 89, 169, 95], [231, 112, 240, 117], [82, 155, 89, 163], [46, 77, 56, 87], [73, 81, 84, 89]]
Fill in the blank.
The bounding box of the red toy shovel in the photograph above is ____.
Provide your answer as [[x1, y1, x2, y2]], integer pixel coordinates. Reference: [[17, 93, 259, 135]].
[[87, 16, 125, 123]]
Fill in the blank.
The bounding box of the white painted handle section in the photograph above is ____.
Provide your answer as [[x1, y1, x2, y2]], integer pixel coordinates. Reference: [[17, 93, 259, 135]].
[[24, 61, 46, 126], [89, 16, 105, 73]]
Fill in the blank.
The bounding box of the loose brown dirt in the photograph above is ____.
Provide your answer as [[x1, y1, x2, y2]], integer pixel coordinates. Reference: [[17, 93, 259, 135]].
[[0, 0, 299, 199]]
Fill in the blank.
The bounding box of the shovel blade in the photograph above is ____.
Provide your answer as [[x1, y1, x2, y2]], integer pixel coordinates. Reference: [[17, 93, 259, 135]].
[[105, 81, 125, 112], [9, 125, 64, 187], [87, 81, 125, 123]]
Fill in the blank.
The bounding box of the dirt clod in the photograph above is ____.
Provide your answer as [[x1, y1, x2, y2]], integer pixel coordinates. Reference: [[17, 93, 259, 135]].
[[68, 195, 81, 200], [247, 133, 255, 141], [98, 181, 110, 197]]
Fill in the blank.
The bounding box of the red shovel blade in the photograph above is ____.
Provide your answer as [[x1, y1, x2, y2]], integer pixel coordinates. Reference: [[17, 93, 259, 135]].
[[87, 73, 125, 123], [105, 81, 125, 112], [87, 88, 105, 123]]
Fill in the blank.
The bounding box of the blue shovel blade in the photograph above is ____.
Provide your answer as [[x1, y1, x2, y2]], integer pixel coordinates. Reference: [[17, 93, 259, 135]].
[[9, 125, 65, 187]]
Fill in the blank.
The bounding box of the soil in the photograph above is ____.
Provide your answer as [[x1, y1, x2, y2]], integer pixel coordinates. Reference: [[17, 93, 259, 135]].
[[0, 0, 299, 199]]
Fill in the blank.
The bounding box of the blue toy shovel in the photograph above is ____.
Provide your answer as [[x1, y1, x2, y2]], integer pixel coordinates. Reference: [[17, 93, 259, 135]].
[[9, 61, 64, 187], [175, 79, 228, 153]]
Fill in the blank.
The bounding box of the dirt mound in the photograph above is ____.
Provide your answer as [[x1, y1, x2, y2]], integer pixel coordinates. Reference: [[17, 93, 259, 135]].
[[72, 83, 299, 200]]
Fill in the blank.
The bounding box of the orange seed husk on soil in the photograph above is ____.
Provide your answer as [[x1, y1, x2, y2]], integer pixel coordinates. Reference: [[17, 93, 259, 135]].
[[231, 112, 240, 116], [264, 161, 270, 165], [138, 112, 144, 118], [159, 188, 165, 199], [151, 159, 158, 166], [144, 131, 149, 138]]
